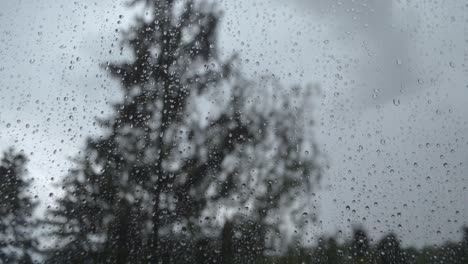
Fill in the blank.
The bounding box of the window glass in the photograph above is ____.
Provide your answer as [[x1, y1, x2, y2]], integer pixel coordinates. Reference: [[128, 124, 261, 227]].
[[0, 0, 466, 263]]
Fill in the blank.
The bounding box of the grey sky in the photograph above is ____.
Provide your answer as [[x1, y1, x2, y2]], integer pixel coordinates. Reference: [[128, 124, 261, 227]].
[[0, 0, 467, 247]]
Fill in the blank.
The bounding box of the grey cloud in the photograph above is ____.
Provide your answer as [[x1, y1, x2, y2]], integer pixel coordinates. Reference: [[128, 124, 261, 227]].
[[287, 0, 417, 105]]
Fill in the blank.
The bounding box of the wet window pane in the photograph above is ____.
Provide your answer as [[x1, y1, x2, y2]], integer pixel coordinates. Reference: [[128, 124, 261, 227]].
[[0, 0, 466, 263]]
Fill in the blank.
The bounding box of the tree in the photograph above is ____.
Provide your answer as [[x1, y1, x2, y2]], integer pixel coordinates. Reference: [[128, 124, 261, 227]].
[[220, 219, 234, 264], [44, 0, 322, 263], [214, 79, 323, 260], [376, 233, 407, 264], [349, 227, 372, 264], [461, 227, 468, 263], [0, 148, 38, 263]]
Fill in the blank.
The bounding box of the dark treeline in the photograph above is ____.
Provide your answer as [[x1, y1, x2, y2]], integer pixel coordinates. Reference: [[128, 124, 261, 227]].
[[0, 150, 466, 264], [0, 0, 466, 263], [278, 227, 468, 264]]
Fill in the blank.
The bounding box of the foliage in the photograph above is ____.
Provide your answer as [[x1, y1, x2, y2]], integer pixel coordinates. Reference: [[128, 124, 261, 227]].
[[0, 149, 38, 263], [43, 0, 322, 263], [268, 227, 468, 264]]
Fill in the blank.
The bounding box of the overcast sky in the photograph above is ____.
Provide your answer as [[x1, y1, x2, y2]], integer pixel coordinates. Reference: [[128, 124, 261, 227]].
[[0, 0, 467, 247]]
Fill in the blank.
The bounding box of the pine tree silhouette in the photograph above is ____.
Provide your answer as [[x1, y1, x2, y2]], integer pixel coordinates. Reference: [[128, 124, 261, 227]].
[[44, 0, 323, 263], [0, 149, 38, 263]]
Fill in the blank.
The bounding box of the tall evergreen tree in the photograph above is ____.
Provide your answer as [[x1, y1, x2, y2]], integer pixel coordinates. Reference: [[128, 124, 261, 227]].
[[44, 0, 322, 263], [0, 148, 37, 263]]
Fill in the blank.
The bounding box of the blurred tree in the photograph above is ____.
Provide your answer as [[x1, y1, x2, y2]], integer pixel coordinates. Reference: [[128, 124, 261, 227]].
[[215, 79, 322, 261], [324, 237, 342, 264], [44, 0, 322, 263], [0, 149, 38, 263], [311, 236, 330, 263], [220, 220, 234, 264], [460, 227, 468, 263], [349, 227, 372, 264], [312, 236, 343, 264], [376, 233, 407, 264]]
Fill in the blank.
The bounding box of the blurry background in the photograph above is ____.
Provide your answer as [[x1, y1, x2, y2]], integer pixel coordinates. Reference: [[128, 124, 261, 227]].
[[0, 0, 467, 249]]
